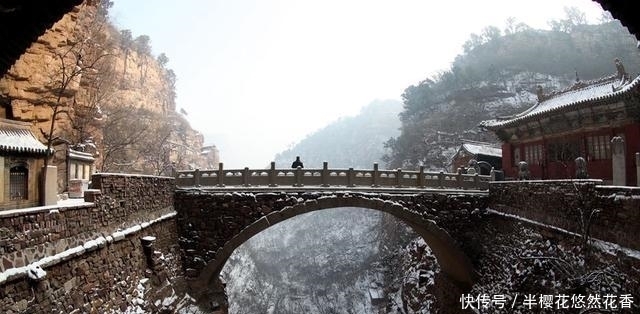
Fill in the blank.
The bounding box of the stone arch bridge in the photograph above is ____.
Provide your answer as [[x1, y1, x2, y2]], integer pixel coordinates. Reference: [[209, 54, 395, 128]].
[[175, 165, 640, 311], [175, 164, 492, 310]]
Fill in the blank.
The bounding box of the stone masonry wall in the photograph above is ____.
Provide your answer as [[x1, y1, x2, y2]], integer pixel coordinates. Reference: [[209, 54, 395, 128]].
[[0, 174, 174, 274], [175, 190, 487, 313], [0, 173, 181, 313], [175, 190, 487, 280], [489, 180, 640, 250], [0, 219, 180, 313]]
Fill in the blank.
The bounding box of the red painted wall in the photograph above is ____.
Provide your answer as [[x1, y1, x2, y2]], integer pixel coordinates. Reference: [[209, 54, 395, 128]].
[[500, 123, 640, 184], [624, 124, 640, 185], [501, 143, 514, 178]]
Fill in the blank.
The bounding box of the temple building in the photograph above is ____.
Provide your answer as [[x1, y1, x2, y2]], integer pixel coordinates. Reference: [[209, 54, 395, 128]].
[[480, 60, 640, 185], [450, 140, 502, 175], [0, 118, 52, 209]]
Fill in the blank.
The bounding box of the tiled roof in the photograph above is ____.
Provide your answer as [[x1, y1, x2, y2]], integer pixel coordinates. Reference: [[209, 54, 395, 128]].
[[68, 149, 94, 162], [0, 119, 51, 155], [461, 142, 502, 157], [480, 74, 640, 129]]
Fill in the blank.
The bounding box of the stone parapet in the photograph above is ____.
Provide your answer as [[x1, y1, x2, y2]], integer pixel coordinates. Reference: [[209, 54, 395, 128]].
[[489, 180, 640, 250], [0, 173, 181, 312], [0, 174, 175, 274]]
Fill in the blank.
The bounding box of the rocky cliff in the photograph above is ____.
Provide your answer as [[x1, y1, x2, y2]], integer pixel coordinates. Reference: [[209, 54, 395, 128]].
[[0, 0, 204, 190]]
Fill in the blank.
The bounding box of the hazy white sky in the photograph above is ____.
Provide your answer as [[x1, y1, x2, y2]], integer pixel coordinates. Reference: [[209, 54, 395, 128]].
[[110, 0, 607, 168]]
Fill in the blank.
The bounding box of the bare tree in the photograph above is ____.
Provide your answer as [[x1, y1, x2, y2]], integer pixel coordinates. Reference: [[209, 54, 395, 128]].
[[100, 105, 154, 173], [137, 116, 174, 175], [39, 0, 115, 200], [134, 35, 151, 86], [119, 29, 133, 87]]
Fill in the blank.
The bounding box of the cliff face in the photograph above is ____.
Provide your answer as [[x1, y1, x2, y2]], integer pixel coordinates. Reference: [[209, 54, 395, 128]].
[[0, 0, 204, 190]]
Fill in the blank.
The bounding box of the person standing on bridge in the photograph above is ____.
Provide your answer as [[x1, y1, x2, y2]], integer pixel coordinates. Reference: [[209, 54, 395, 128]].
[[291, 156, 304, 168]]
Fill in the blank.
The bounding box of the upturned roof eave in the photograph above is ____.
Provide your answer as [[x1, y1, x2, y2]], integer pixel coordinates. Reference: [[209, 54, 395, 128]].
[[481, 75, 640, 131]]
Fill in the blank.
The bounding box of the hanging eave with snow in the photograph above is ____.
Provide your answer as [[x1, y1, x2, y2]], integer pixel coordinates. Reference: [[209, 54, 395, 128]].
[[457, 141, 502, 158], [0, 118, 52, 156], [68, 149, 95, 162]]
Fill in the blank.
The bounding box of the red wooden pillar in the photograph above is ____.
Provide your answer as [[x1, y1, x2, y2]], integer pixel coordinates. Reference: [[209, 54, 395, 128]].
[[501, 143, 514, 178], [624, 124, 640, 185]]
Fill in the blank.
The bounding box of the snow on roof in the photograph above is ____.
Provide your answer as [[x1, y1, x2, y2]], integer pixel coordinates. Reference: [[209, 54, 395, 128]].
[[480, 74, 640, 129], [460, 141, 502, 157], [68, 149, 95, 162], [0, 118, 51, 155]]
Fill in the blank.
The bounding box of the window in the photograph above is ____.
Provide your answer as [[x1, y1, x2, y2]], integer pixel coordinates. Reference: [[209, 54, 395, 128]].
[[587, 135, 611, 160], [548, 140, 580, 162], [525, 144, 543, 164], [70, 163, 77, 179], [10, 164, 28, 200]]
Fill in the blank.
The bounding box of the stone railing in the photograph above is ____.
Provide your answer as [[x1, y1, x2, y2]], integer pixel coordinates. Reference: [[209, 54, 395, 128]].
[[176, 162, 491, 190]]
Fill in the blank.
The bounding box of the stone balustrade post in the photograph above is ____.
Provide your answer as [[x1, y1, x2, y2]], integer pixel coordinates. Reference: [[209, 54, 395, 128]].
[[321, 161, 329, 187], [217, 162, 224, 187], [295, 166, 303, 187], [396, 168, 402, 187], [141, 236, 155, 268], [474, 173, 479, 189], [611, 136, 626, 185], [269, 162, 277, 187], [417, 166, 425, 188], [456, 172, 463, 189], [194, 169, 201, 187], [372, 163, 379, 187], [347, 168, 355, 187], [243, 167, 250, 187], [438, 171, 444, 188]]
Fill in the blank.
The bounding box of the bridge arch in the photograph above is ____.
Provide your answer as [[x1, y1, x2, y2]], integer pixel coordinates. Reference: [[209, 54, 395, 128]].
[[192, 194, 477, 298]]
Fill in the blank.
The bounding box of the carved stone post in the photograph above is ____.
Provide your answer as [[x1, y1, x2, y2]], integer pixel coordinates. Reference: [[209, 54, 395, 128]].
[[43, 165, 57, 205], [194, 169, 201, 187], [396, 168, 402, 187], [473, 173, 479, 189], [141, 236, 156, 273], [217, 162, 224, 187], [518, 161, 530, 180], [372, 163, 379, 187], [294, 166, 303, 187], [611, 136, 626, 185], [321, 161, 329, 187], [438, 171, 445, 188], [242, 167, 250, 187], [575, 157, 588, 179], [417, 166, 425, 187], [347, 168, 355, 187], [269, 162, 277, 187]]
